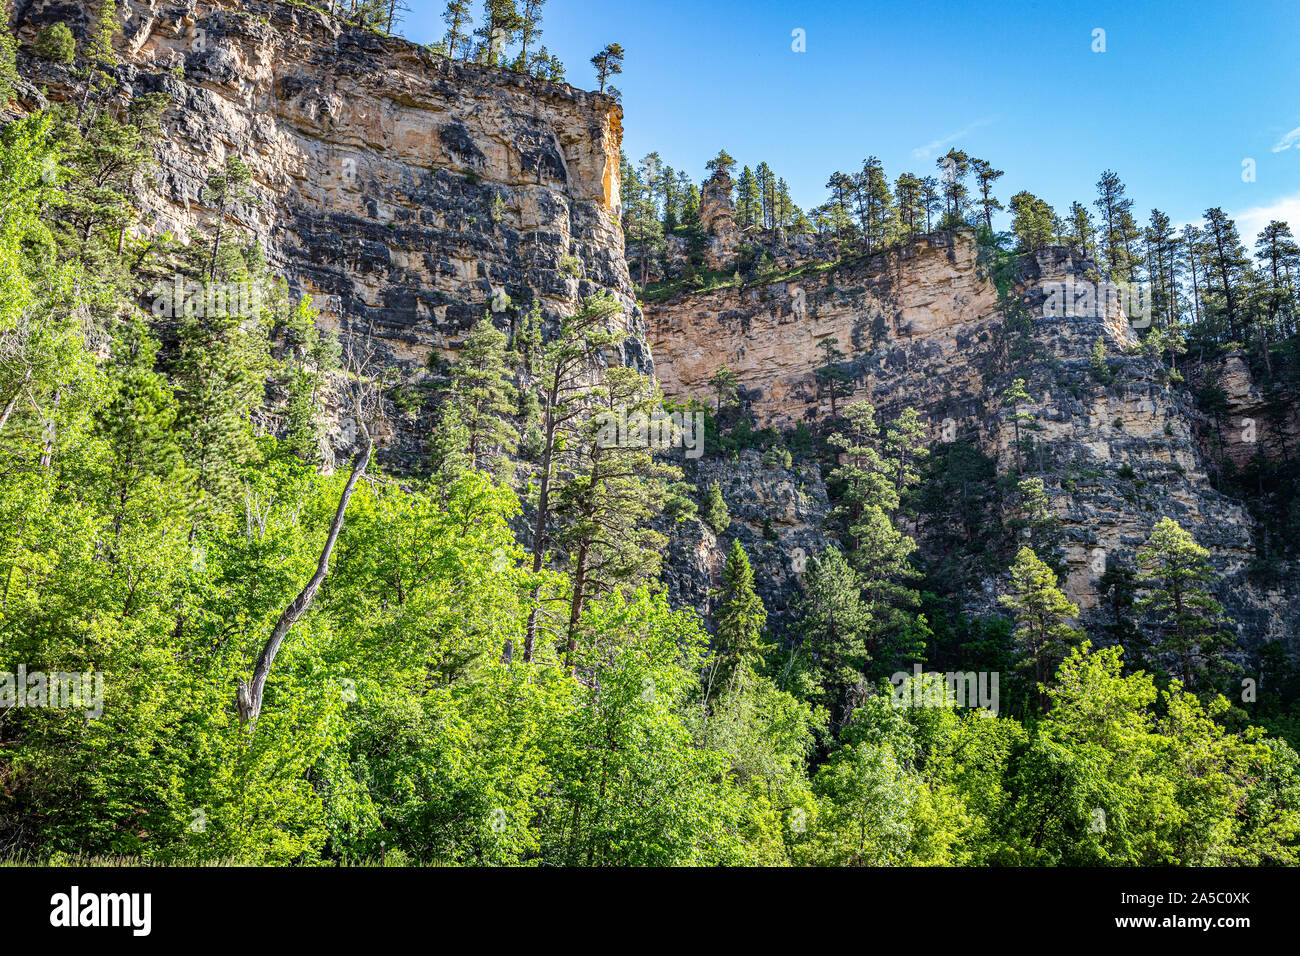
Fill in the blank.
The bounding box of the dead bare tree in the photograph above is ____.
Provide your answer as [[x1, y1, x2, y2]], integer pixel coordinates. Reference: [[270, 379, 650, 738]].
[[236, 338, 383, 732]]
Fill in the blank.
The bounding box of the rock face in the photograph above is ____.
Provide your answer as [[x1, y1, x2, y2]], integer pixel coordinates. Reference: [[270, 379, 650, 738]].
[[650, 233, 1002, 427], [647, 232, 1300, 650], [12, 0, 641, 467], [1186, 351, 1300, 472], [697, 167, 738, 271], [11, 2, 1297, 655], [658, 452, 832, 641]]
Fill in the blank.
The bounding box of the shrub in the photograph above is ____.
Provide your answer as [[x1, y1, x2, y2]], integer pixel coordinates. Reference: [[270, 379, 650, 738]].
[[35, 24, 76, 65], [558, 254, 583, 279], [703, 480, 730, 534]]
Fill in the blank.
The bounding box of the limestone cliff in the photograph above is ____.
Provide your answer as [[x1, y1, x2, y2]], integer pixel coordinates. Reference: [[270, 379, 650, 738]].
[[657, 452, 832, 641], [12, 0, 639, 466], [10, 1, 1296, 656], [646, 232, 1300, 650]]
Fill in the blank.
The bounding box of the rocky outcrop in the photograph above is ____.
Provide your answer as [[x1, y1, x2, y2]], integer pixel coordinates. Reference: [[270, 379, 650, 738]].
[[12, 0, 639, 468], [1186, 351, 1300, 472], [647, 232, 1300, 651], [658, 451, 832, 640], [698, 167, 738, 271], [10, 2, 1297, 656]]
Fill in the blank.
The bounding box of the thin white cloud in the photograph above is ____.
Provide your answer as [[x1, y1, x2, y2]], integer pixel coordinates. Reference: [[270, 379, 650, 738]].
[[910, 117, 998, 160], [1231, 191, 1300, 243], [1271, 126, 1300, 153], [1179, 192, 1300, 243]]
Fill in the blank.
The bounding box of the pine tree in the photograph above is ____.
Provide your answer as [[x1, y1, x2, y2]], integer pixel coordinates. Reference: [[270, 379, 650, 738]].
[[589, 42, 623, 93], [428, 399, 472, 489], [856, 156, 894, 251], [73, 0, 127, 126], [474, 0, 522, 66], [1181, 223, 1206, 327], [1065, 201, 1097, 261], [919, 175, 942, 233], [271, 286, 336, 465], [172, 301, 270, 522], [35, 24, 77, 66], [621, 153, 664, 291], [736, 166, 760, 231], [1094, 170, 1136, 281], [1136, 517, 1232, 690], [755, 162, 775, 241], [441, 0, 473, 58], [512, 0, 546, 71], [828, 401, 892, 527], [1001, 378, 1033, 476], [937, 148, 970, 225], [1089, 336, 1114, 384], [1012, 476, 1064, 575], [815, 337, 853, 420], [55, 92, 168, 277], [95, 318, 189, 552], [1256, 221, 1300, 343], [1201, 207, 1252, 343], [970, 157, 1005, 234], [828, 403, 928, 676], [894, 173, 924, 242], [797, 547, 873, 725], [708, 365, 739, 414], [1009, 191, 1056, 252], [999, 546, 1083, 709], [705, 149, 737, 177], [1144, 208, 1181, 330], [447, 316, 518, 472], [204, 156, 256, 282], [554, 365, 679, 670], [521, 292, 623, 661], [706, 540, 770, 698], [703, 480, 730, 534]]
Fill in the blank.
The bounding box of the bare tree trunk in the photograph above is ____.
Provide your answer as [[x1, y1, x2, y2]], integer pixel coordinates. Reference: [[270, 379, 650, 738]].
[[524, 399, 559, 662], [563, 541, 590, 673], [39, 389, 61, 468], [237, 431, 373, 731], [0, 389, 20, 435]]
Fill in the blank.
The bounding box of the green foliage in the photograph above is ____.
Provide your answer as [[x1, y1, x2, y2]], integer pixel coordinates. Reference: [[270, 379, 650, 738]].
[[446, 316, 518, 476], [0, 26, 20, 103], [703, 479, 730, 534], [999, 546, 1083, 707], [4, 63, 1298, 869], [35, 24, 77, 65], [1089, 336, 1115, 384], [1136, 517, 1234, 692], [706, 540, 770, 695]]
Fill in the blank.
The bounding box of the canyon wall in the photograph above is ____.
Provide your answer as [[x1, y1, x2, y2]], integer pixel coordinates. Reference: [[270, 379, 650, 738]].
[[9, 2, 1296, 653], [12, 0, 639, 465], [647, 233, 1300, 649]]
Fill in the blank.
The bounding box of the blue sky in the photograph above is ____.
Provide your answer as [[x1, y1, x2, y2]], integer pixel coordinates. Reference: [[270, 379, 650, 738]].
[[403, 0, 1300, 241]]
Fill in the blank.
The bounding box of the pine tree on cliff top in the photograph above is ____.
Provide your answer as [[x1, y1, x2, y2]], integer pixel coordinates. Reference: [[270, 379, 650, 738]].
[[590, 42, 623, 93]]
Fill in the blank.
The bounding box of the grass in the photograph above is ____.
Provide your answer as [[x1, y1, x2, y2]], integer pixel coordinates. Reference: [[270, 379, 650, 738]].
[[641, 258, 847, 305]]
